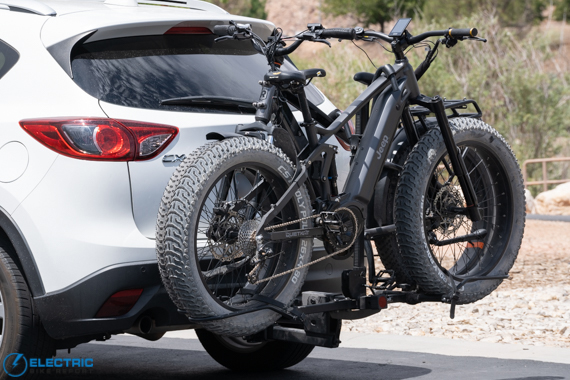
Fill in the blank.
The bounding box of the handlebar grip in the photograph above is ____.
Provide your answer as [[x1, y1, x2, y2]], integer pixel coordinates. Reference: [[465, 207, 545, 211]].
[[319, 28, 356, 40], [448, 28, 478, 38], [213, 25, 236, 36]]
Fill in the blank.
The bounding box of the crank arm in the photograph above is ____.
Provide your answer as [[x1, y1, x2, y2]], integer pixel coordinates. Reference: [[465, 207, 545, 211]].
[[430, 228, 487, 246], [270, 227, 324, 242]]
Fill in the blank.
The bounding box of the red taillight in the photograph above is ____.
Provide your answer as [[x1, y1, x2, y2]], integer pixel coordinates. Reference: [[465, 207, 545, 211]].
[[119, 119, 179, 159], [378, 295, 388, 309], [165, 26, 212, 35], [95, 289, 143, 318], [20, 118, 178, 161]]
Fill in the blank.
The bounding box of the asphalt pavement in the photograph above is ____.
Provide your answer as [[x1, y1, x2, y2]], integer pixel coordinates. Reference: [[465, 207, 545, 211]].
[[28, 331, 570, 380]]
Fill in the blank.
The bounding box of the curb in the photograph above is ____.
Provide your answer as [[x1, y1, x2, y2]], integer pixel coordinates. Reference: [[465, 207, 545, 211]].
[[526, 214, 570, 222]]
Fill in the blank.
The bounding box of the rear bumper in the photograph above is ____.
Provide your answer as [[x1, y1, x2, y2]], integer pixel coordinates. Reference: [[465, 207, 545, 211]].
[[33, 246, 351, 340], [33, 261, 190, 340]]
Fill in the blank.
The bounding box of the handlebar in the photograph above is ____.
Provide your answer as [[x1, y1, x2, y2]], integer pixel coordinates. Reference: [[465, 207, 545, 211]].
[[318, 28, 357, 40], [449, 28, 478, 38], [212, 21, 481, 64], [407, 27, 478, 44]]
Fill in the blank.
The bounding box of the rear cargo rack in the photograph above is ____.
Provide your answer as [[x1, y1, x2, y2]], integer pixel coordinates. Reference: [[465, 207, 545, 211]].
[[410, 98, 482, 119]]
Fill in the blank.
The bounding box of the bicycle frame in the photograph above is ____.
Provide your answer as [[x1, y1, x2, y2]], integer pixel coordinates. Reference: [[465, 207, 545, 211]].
[[184, 23, 514, 347], [253, 55, 481, 243]]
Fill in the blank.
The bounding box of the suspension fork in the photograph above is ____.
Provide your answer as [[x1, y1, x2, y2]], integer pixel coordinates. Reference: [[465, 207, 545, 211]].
[[414, 95, 481, 222]]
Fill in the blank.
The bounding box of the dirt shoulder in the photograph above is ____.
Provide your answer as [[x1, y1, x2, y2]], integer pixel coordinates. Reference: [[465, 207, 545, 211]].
[[348, 220, 570, 347]]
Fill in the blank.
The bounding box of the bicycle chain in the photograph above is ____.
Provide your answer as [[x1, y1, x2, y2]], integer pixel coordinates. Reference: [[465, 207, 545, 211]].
[[248, 207, 359, 285]]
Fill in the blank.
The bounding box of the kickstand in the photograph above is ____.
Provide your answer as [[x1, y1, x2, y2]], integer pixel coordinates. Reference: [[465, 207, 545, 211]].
[[447, 271, 458, 319], [444, 272, 510, 320]]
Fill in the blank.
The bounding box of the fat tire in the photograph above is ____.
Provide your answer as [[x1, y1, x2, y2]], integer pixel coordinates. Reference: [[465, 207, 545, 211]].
[[373, 119, 433, 287], [156, 142, 217, 310], [394, 118, 525, 304], [196, 328, 314, 371], [157, 137, 313, 336], [0, 246, 55, 380], [374, 137, 416, 287]]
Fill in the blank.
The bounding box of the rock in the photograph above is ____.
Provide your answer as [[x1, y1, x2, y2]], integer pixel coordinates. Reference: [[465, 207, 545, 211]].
[[525, 189, 536, 214], [534, 182, 570, 215]]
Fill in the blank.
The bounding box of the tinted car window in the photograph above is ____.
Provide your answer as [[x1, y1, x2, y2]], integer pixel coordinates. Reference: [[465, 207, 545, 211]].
[[0, 40, 19, 80], [71, 34, 324, 114]]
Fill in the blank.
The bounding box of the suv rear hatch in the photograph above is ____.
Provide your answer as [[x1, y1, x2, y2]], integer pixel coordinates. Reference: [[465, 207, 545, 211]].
[[43, 8, 334, 239]]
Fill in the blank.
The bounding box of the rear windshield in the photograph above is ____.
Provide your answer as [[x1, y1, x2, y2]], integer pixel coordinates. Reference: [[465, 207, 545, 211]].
[[71, 34, 325, 114], [0, 40, 19, 80]]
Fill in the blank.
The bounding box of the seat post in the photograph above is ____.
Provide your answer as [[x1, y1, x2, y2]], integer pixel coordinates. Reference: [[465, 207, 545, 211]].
[[295, 89, 319, 149]]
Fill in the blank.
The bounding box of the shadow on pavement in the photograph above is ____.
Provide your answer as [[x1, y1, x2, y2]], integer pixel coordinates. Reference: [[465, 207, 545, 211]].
[[31, 344, 431, 380]]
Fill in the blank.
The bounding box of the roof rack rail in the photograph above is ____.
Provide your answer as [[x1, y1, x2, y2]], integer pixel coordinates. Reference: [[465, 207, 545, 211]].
[[0, 0, 56, 16], [138, 0, 227, 14]]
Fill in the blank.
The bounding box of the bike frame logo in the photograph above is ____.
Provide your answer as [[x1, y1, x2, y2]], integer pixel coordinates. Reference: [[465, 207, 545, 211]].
[[3, 354, 27, 378], [3, 354, 94, 377]]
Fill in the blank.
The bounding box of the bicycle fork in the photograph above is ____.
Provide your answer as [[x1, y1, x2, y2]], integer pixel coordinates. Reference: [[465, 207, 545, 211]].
[[414, 95, 482, 222]]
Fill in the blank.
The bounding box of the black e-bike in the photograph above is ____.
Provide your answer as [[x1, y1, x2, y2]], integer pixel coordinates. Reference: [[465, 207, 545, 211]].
[[157, 19, 525, 369]]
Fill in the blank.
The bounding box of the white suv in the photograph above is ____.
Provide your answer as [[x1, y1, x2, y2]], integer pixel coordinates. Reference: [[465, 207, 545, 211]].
[[0, 0, 350, 375]]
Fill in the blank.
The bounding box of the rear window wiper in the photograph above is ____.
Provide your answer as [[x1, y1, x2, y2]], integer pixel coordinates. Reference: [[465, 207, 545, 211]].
[[160, 96, 256, 113]]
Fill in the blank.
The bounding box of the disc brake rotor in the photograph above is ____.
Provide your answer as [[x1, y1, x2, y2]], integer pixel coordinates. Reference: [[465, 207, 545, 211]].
[[208, 209, 247, 262], [433, 185, 466, 234]]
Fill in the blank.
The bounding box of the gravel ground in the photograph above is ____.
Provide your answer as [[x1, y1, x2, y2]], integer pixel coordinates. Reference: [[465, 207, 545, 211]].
[[344, 220, 570, 347]]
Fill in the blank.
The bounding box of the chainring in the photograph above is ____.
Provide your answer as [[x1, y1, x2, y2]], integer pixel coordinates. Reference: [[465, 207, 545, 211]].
[[322, 208, 358, 259]]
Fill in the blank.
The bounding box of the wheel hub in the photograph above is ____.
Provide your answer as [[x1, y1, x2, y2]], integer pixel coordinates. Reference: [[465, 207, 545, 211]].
[[433, 185, 466, 233]]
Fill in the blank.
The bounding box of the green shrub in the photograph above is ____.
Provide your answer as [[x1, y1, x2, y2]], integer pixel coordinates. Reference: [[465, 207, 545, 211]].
[[293, 14, 570, 171]]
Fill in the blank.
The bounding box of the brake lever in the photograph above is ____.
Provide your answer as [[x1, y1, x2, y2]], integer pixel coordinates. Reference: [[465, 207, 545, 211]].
[[313, 38, 332, 47], [214, 35, 234, 43], [467, 36, 487, 43]]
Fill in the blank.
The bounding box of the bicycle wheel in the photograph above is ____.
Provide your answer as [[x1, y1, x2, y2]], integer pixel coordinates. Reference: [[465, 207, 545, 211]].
[[373, 119, 432, 288], [157, 137, 313, 336], [196, 329, 314, 371], [395, 118, 525, 304]]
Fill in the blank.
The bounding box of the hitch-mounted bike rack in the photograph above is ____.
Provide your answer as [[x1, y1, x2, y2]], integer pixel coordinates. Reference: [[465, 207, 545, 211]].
[[181, 267, 508, 348]]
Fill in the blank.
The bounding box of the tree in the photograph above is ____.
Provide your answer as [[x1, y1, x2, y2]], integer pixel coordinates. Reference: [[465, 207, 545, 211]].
[[420, 0, 545, 27], [204, 0, 267, 19], [554, 0, 570, 22], [322, 0, 425, 32], [322, 0, 546, 31]]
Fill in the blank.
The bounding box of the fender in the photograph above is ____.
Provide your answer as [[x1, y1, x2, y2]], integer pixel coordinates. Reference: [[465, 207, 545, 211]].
[[206, 131, 243, 141], [0, 206, 45, 296], [206, 121, 273, 141]]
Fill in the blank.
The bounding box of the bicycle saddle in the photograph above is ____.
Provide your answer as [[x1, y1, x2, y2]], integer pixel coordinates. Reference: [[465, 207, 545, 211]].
[[264, 70, 306, 84], [302, 68, 326, 79], [264, 69, 326, 84], [353, 72, 375, 86]]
